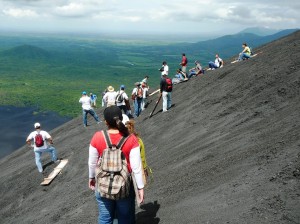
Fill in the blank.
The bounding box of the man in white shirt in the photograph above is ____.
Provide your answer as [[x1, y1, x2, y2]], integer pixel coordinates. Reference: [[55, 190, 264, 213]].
[[208, 54, 224, 70], [26, 122, 58, 173], [116, 85, 129, 114], [160, 61, 169, 77], [79, 91, 101, 127], [103, 86, 118, 107]]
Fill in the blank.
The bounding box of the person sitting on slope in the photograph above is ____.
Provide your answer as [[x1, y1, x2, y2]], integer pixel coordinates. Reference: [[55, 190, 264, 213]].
[[238, 43, 251, 61], [208, 54, 224, 70], [172, 69, 186, 84], [188, 61, 204, 78]]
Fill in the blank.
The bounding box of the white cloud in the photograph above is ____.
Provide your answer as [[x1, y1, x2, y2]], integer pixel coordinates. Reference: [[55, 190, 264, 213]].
[[54, 2, 88, 17], [0, 0, 299, 33], [3, 8, 38, 18]]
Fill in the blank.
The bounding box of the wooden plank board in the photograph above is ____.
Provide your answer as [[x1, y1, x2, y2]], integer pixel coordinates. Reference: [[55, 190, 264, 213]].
[[149, 89, 160, 96], [40, 159, 68, 186], [231, 52, 262, 64]]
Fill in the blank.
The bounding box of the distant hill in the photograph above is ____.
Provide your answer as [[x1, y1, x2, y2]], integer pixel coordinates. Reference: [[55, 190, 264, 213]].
[[137, 29, 299, 64], [0, 31, 299, 223], [3, 44, 51, 60], [238, 27, 280, 36]]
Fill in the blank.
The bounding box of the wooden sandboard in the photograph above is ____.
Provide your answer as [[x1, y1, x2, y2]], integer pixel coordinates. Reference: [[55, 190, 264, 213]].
[[149, 89, 160, 96], [231, 52, 261, 63], [40, 159, 68, 186]]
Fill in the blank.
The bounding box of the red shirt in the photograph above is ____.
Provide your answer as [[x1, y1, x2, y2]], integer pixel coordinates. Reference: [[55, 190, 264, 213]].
[[181, 56, 187, 66], [90, 131, 139, 172]]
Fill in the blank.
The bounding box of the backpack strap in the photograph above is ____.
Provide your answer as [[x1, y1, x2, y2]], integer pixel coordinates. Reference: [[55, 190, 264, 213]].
[[103, 130, 113, 148], [103, 130, 129, 150], [116, 134, 129, 150]]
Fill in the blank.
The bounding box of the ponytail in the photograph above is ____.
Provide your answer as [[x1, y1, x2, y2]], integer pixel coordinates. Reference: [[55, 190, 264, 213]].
[[113, 116, 129, 137]]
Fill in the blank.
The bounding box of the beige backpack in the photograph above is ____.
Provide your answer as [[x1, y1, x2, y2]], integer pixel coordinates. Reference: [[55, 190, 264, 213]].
[[95, 131, 131, 200]]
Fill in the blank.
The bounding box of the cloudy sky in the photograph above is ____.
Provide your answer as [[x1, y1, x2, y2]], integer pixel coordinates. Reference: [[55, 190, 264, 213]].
[[0, 0, 299, 36]]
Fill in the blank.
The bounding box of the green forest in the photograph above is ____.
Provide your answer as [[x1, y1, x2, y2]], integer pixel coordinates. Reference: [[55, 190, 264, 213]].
[[0, 30, 295, 117]]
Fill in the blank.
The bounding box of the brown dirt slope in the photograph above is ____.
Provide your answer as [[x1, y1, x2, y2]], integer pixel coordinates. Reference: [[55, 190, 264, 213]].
[[0, 31, 299, 224]]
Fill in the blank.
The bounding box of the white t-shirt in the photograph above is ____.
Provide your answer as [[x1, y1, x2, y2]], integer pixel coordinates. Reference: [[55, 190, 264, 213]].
[[161, 65, 169, 76], [79, 96, 92, 110], [143, 87, 148, 98], [103, 91, 118, 105], [116, 90, 129, 106], [215, 57, 223, 67], [27, 130, 51, 150]]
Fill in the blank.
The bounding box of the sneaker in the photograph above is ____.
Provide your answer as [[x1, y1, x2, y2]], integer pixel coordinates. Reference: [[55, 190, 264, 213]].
[[97, 121, 102, 124]]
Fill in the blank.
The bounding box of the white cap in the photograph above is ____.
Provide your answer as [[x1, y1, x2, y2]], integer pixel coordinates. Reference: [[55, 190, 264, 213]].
[[122, 114, 130, 125], [34, 122, 41, 128]]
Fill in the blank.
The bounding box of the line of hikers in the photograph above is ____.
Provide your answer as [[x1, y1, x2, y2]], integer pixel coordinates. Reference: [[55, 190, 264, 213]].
[[26, 42, 255, 223]]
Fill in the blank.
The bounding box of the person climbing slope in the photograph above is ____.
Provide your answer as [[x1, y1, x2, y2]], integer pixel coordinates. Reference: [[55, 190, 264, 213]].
[[88, 106, 144, 224], [26, 122, 59, 174], [131, 82, 143, 117], [79, 91, 101, 127], [160, 73, 173, 112]]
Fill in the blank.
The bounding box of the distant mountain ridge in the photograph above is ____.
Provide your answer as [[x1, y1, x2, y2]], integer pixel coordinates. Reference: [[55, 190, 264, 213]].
[[238, 27, 281, 36], [3, 44, 51, 60], [136, 28, 299, 64]]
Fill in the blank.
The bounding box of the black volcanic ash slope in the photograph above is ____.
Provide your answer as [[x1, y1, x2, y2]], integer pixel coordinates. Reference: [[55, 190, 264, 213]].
[[0, 31, 299, 224]]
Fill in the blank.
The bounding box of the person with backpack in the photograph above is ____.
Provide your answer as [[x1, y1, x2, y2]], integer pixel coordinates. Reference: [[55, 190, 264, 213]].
[[238, 43, 251, 61], [79, 91, 101, 127], [88, 106, 144, 224], [141, 82, 149, 111], [116, 84, 129, 115], [208, 54, 224, 70], [103, 86, 118, 107], [160, 73, 172, 112], [131, 82, 143, 117], [26, 122, 59, 173]]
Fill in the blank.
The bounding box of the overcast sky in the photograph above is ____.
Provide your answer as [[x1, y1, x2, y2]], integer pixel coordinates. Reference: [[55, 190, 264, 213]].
[[0, 0, 299, 36]]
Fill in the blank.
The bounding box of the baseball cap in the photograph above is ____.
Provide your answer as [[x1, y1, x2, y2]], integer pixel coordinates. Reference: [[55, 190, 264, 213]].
[[135, 82, 141, 86], [34, 122, 41, 128], [103, 106, 122, 126], [120, 85, 125, 90], [82, 91, 87, 95]]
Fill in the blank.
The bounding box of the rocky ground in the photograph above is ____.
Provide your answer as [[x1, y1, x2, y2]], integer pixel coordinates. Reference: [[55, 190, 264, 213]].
[[0, 31, 299, 224]]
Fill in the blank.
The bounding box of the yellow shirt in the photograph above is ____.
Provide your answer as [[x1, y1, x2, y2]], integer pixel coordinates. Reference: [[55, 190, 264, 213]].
[[138, 137, 147, 169], [244, 46, 251, 55]]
